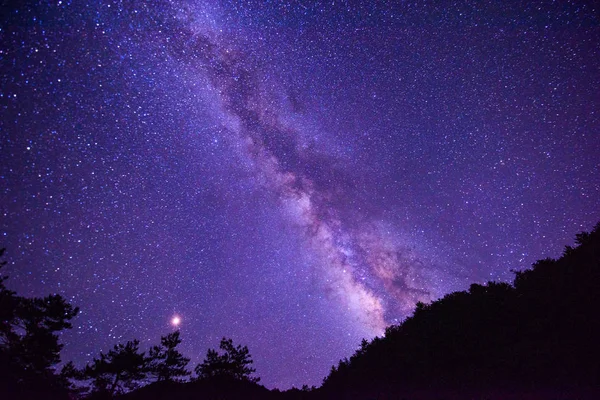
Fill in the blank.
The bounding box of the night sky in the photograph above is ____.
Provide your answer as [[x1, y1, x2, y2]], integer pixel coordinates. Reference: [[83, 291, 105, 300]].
[[1, 0, 599, 390]]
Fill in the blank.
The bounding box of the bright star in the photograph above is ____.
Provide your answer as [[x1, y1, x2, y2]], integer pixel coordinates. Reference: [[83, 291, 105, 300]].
[[171, 315, 181, 327]]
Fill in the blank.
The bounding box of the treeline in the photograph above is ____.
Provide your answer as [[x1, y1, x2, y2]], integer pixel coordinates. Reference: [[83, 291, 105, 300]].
[[0, 246, 265, 399], [1, 247, 78, 399], [66, 335, 261, 399], [320, 222, 600, 399], [2, 222, 599, 399]]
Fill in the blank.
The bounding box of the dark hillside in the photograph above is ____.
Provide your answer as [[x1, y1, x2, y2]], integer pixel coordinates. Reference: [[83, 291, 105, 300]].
[[319, 223, 600, 399], [2, 224, 599, 399], [121, 377, 273, 400]]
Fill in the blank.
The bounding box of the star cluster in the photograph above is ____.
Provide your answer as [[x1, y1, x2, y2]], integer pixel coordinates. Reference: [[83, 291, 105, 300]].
[[1, 0, 599, 389]]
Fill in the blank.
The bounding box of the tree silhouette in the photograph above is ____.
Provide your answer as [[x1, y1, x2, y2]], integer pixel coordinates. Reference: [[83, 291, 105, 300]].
[[3, 219, 599, 400], [147, 331, 191, 382], [0, 248, 79, 397], [321, 222, 600, 398], [195, 337, 260, 383], [82, 339, 148, 397]]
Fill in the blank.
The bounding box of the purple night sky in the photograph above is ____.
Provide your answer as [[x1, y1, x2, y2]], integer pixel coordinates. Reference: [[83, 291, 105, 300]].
[[1, 0, 599, 390]]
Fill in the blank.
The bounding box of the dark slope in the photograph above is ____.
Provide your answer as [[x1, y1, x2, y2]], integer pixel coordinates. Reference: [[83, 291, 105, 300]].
[[121, 378, 271, 400], [318, 223, 600, 399], [118, 223, 600, 399], [6, 223, 598, 400], [120, 377, 314, 400]]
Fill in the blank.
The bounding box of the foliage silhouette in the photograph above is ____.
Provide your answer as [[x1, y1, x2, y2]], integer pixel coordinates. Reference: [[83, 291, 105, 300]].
[[3, 222, 600, 399], [81, 339, 149, 397], [195, 337, 260, 383], [147, 331, 191, 382], [0, 248, 79, 399], [321, 222, 600, 399]]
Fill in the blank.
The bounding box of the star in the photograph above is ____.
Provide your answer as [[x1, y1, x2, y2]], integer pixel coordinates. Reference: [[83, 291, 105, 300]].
[[2, 0, 598, 390]]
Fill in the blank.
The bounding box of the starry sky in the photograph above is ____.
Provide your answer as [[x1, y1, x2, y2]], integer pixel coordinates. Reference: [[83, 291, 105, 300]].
[[1, 0, 599, 390]]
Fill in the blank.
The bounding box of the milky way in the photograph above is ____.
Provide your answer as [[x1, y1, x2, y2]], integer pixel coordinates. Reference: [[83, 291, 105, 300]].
[[1, 0, 599, 389]]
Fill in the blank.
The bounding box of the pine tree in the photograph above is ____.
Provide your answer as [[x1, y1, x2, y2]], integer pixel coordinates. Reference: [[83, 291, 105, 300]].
[[0, 248, 79, 395], [148, 331, 191, 382], [195, 337, 260, 383], [83, 339, 148, 396]]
